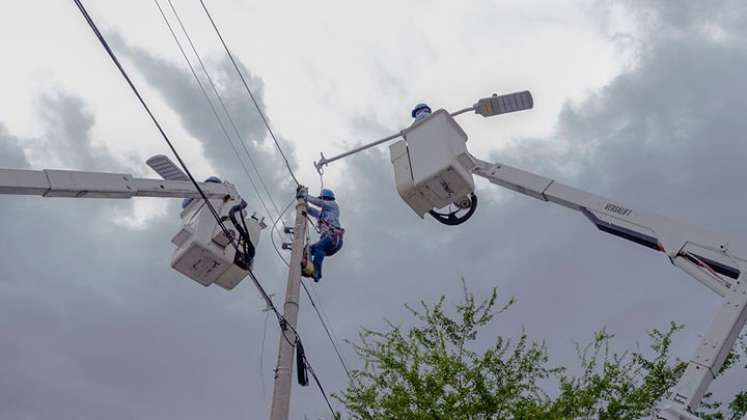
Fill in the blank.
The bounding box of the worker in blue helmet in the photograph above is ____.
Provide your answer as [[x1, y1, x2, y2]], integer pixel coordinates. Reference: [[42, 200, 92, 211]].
[[181, 176, 222, 209], [299, 187, 344, 282], [411, 103, 432, 123]]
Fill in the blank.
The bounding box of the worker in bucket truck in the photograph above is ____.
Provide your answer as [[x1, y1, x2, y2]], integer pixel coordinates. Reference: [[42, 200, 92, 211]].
[[411, 103, 432, 123], [299, 187, 344, 282]]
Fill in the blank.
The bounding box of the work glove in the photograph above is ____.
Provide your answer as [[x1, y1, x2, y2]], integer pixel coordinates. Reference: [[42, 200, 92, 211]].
[[296, 185, 308, 200]]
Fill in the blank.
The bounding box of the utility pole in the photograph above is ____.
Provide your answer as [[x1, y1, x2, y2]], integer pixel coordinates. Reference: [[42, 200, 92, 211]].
[[270, 186, 308, 420]]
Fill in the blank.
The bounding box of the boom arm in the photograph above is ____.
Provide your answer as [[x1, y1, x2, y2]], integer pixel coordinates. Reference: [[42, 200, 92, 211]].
[[0, 164, 266, 291], [0, 168, 237, 200], [470, 156, 747, 418]]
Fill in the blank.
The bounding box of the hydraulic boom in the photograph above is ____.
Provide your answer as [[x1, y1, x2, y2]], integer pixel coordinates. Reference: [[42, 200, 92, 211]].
[[0, 167, 236, 199], [0, 157, 267, 291], [311, 89, 746, 419], [468, 155, 747, 419]]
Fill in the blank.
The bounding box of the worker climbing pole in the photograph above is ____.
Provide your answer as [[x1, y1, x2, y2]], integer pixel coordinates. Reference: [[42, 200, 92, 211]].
[[299, 188, 345, 282]]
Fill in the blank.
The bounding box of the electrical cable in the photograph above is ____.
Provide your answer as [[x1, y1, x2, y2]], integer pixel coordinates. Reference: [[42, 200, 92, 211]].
[[296, 338, 309, 386], [71, 0, 232, 242], [269, 198, 351, 383], [300, 280, 352, 381], [154, 9, 266, 222], [259, 307, 270, 401], [198, 0, 300, 186], [164, 0, 286, 222], [246, 271, 336, 418], [298, 217, 351, 380], [153, 0, 277, 223], [72, 3, 332, 415], [271, 198, 295, 267], [302, 354, 336, 415], [306, 284, 350, 378]]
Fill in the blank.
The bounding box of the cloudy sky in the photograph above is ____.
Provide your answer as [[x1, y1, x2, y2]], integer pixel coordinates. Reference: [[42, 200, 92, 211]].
[[1, 0, 746, 418]]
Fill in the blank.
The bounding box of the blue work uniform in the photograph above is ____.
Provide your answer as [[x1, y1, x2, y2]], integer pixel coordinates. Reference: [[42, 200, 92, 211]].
[[306, 195, 343, 282]]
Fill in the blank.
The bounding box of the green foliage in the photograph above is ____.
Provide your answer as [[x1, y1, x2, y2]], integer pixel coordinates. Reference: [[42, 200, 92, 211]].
[[335, 282, 746, 420]]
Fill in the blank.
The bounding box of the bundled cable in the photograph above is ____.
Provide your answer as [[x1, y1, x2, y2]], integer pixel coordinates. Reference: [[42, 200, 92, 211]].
[[72, 1, 336, 415], [228, 199, 256, 269], [296, 338, 309, 386]]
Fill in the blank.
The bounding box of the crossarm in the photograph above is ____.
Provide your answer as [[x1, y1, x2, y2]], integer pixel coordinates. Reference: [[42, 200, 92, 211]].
[[0, 168, 235, 200]]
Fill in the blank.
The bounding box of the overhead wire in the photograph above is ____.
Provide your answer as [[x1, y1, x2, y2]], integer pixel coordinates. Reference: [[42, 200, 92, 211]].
[[71, 0, 231, 241], [152, 0, 275, 222], [300, 281, 352, 381], [259, 306, 270, 401], [164, 0, 286, 222], [271, 199, 351, 382], [303, 353, 336, 415], [305, 284, 349, 375], [73, 1, 333, 415], [300, 223, 351, 381], [246, 272, 336, 417], [271, 198, 295, 267], [198, 0, 300, 186]]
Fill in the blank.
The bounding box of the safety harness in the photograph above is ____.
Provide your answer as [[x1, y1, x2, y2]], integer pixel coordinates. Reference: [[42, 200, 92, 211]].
[[320, 219, 345, 247]]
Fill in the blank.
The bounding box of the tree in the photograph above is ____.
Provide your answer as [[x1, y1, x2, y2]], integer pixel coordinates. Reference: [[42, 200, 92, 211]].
[[335, 282, 746, 419]]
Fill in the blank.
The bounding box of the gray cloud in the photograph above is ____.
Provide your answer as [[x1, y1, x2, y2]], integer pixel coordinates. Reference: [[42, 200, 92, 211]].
[[108, 31, 298, 218], [0, 125, 28, 168], [0, 90, 276, 419]]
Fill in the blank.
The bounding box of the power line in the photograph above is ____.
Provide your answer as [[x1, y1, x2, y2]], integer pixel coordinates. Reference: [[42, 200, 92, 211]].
[[152, 0, 275, 222], [271, 199, 295, 267], [302, 352, 336, 416], [306, 284, 349, 373], [301, 281, 353, 381], [71, 0, 230, 239], [198, 0, 301, 186], [260, 308, 270, 402], [72, 2, 333, 416], [155, 0, 336, 410], [271, 199, 351, 382], [164, 0, 286, 222], [246, 271, 337, 418]]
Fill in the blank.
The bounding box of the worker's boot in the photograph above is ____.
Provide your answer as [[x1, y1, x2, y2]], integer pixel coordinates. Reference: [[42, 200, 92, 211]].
[[312, 266, 322, 283], [301, 260, 315, 278]]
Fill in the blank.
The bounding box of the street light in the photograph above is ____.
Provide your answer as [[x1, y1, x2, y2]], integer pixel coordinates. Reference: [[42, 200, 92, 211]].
[[473, 90, 534, 117], [313, 90, 534, 172]]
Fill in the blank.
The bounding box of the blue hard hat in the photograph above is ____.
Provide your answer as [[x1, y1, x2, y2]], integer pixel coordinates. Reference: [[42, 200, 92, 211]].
[[182, 176, 223, 208], [411, 103, 431, 118], [319, 188, 335, 200]]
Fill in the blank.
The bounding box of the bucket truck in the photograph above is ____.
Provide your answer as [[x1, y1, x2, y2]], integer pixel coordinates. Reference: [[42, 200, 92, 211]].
[[0, 154, 266, 290], [314, 91, 746, 419]]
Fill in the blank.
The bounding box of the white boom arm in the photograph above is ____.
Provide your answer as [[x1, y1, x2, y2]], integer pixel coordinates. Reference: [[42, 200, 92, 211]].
[[469, 156, 747, 419], [0, 168, 237, 199], [0, 162, 267, 291]]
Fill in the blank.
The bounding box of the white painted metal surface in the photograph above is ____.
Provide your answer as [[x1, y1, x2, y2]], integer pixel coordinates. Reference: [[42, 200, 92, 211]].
[[146, 154, 189, 181], [467, 155, 747, 419], [171, 195, 263, 290], [0, 168, 234, 199], [389, 109, 474, 217], [0, 164, 265, 290]]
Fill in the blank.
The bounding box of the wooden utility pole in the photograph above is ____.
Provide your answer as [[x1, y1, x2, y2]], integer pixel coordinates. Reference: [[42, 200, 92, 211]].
[[269, 187, 308, 420]]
